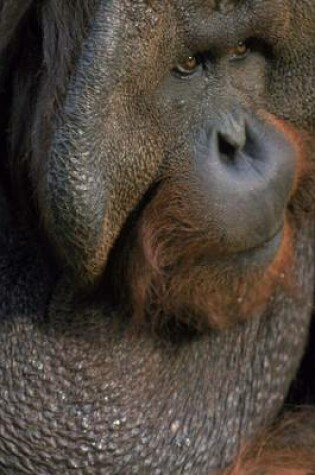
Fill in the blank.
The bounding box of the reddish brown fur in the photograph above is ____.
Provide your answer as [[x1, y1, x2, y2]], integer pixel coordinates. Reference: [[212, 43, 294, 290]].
[[121, 182, 294, 330], [223, 412, 315, 475]]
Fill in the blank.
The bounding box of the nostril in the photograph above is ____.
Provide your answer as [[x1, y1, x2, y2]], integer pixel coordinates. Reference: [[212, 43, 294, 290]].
[[218, 133, 238, 162]]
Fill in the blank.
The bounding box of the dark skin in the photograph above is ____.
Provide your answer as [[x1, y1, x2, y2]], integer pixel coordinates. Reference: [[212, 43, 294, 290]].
[[0, 0, 315, 473]]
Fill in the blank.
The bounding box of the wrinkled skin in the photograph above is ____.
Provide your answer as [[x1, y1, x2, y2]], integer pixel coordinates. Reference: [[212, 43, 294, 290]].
[[0, 0, 315, 474]]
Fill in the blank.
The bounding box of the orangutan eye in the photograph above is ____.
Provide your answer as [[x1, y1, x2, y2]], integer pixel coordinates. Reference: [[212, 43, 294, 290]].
[[174, 56, 201, 76], [229, 41, 250, 60]]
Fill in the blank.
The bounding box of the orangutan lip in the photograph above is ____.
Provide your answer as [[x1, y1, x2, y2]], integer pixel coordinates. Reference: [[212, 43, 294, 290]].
[[196, 226, 284, 269], [227, 226, 284, 269], [241, 225, 283, 256]]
